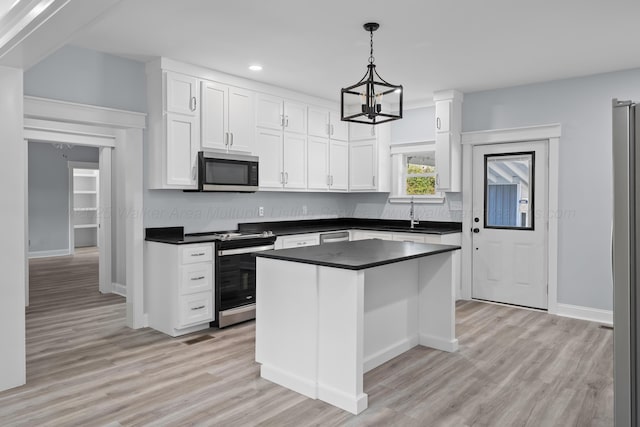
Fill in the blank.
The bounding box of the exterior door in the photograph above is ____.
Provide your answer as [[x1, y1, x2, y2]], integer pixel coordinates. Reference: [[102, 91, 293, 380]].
[[472, 141, 548, 309]]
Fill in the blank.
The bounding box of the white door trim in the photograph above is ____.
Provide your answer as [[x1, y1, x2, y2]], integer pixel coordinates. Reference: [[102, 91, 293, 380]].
[[461, 124, 561, 314], [24, 96, 147, 329]]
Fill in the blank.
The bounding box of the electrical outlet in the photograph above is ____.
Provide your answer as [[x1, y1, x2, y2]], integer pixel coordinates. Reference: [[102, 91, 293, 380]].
[[302, 205, 308, 215], [258, 206, 264, 217]]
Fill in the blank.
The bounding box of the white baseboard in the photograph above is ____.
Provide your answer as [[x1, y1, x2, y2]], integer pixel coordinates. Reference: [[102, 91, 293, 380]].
[[317, 382, 368, 415], [112, 282, 126, 297], [260, 364, 317, 400], [28, 249, 70, 259], [555, 303, 613, 326], [363, 336, 419, 373], [419, 333, 459, 353]]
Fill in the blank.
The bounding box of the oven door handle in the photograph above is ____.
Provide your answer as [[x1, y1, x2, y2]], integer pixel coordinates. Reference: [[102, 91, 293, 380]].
[[217, 245, 275, 256]]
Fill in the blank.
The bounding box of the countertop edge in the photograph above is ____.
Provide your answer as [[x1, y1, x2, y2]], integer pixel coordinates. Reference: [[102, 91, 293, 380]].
[[255, 245, 461, 271]]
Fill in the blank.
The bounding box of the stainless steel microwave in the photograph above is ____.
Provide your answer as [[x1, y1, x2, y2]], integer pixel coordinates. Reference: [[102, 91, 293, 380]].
[[196, 151, 259, 192]]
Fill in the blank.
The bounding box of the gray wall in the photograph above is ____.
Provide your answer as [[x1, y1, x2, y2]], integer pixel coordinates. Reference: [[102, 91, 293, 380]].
[[463, 68, 640, 311], [24, 45, 147, 112], [28, 142, 99, 253]]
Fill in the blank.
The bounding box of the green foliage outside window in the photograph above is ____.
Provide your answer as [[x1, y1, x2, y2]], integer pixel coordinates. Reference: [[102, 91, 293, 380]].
[[406, 163, 436, 195]]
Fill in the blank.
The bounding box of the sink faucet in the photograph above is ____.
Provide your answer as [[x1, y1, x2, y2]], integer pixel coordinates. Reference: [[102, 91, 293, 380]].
[[409, 197, 419, 229]]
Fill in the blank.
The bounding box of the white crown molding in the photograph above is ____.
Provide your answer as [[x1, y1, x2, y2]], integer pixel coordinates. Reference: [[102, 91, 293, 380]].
[[24, 96, 146, 129]]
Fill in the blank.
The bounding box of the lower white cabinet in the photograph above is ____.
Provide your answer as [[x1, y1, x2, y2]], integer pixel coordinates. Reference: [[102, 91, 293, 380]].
[[275, 233, 320, 249], [146, 242, 215, 337], [351, 230, 393, 241]]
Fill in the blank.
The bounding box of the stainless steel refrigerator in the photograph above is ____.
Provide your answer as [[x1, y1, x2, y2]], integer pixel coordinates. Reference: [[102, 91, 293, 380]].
[[613, 99, 639, 426]]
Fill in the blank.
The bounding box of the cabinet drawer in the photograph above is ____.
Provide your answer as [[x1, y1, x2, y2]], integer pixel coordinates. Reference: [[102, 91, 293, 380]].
[[180, 263, 213, 295], [181, 245, 213, 264], [178, 292, 213, 328], [423, 235, 442, 244], [280, 234, 320, 249], [392, 233, 426, 243]]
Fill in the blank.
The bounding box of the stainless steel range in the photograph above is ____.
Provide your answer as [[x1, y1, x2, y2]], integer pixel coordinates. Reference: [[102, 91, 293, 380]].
[[212, 231, 276, 328]]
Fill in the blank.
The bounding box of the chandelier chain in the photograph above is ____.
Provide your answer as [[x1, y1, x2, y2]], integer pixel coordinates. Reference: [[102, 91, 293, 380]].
[[369, 29, 375, 64]]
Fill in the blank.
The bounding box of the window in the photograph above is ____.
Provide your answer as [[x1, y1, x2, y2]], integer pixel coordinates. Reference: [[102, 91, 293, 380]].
[[390, 142, 444, 203]]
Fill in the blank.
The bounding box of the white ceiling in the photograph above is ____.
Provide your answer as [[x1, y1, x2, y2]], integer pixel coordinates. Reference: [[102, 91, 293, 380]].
[[69, 0, 640, 104]]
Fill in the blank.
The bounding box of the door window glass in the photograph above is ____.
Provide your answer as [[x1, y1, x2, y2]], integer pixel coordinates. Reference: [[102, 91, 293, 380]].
[[484, 152, 534, 229]]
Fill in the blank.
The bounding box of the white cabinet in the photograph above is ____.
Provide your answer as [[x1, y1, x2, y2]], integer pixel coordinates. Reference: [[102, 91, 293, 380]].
[[277, 233, 320, 249], [330, 111, 349, 141], [256, 94, 308, 190], [256, 94, 307, 134], [348, 122, 390, 193], [147, 66, 200, 189], [201, 82, 255, 153], [349, 140, 377, 191], [283, 133, 307, 189], [166, 71, 199, 115], [350, 123, 377, 141], [307, 137, 348, 192], [433, 90, 463, 192], [351, 230, 393, 241], [329, 140, 348, 190], [308, 107, 330, 138], [146, 242, 215, 337], [392, 233, 426, 243]]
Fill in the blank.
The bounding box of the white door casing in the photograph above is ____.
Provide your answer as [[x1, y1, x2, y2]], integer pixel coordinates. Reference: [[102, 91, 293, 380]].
[[471, 141, 548, 309], [460, 124, 561, 314]]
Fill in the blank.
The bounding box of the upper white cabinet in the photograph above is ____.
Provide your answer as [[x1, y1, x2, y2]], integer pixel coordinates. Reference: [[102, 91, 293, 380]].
[[201, 81, 254, 153], [256, 94, 307, 134], [433, 90, 463, 192], [308, 107, 330, 138], [329, 140, 348, 190], [256, 94, 307, 190], [307, 136, 329, 190], [307, 107, 349, 191], [166, 72, 199, 116], [350, 122, 377, 141], [348, 122, 391, 193], [330, 111, 348, 141], [147, 66, 200, 189]]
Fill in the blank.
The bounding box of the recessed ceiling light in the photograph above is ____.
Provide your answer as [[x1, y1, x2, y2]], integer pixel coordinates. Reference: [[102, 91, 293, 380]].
[[249, 65, 263, 71]]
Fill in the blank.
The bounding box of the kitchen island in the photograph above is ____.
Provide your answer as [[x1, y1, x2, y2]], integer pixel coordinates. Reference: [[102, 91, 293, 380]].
[[254, 239, 460, 414]]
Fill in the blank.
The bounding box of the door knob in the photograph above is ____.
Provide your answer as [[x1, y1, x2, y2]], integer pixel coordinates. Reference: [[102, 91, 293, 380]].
[[473, 228, 480, 233]]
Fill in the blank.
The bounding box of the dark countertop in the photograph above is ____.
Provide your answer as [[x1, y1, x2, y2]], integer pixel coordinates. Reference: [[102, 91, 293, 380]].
[[239, 218, 462, 236], [145, 218, 462, 245], [255, 239, 460, 271]]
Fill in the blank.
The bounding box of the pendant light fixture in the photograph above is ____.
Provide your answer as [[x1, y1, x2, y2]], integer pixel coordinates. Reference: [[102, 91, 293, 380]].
[[341, 22, 403, 125]]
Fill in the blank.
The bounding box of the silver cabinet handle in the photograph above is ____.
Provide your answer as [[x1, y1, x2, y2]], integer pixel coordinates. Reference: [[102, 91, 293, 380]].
[[191, 252, 205, 257], [224, 132, 229, 146], [331, 175, 334, 186], [285, 172, 289, 184], [190, 96, 197, 112], [191, 305, 205, 311], [327, 123, 330, 136], [327, 175, 331, 186], [285, 115, 289, 127], [230, 132, 234, 146], [191, 165, 197, 180], [436, 117, 441, 130], [191, 276, 205, 281], [331, 124, 334, 135], [280, 171, 284, 184], [280, 114, 284, 127]]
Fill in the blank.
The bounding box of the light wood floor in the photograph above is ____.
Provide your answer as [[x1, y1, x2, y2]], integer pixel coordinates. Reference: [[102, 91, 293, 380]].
[[0, 250, 613, 426]]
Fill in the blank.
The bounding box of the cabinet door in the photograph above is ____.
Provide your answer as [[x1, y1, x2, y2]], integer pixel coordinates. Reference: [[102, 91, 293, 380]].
[[330, 111, 349, 141], [283, 133, 307, 189], [201, 81, 228, 151], [435, 132, 451, 191], [349, 123, 376, 141], [166, 113, 198, 187], [435, 100, 451, 133], [166, 72, 198, 116], [349, 140, 376, 191], [284, 101, 307, 134], [307, 136, 329, 190], [329, 140, 348, 191], [256, 94, 283, 130], [256, 128, 284, 189], [308, 107, 329, 138], [228, 86, 255, 153]]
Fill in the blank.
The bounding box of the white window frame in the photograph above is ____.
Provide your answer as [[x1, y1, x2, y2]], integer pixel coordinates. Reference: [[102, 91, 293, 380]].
[[389, 141, 445, 204]]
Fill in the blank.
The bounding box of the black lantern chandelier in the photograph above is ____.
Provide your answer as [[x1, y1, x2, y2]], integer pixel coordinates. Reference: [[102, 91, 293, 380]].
[[341, 22, 403, 125]]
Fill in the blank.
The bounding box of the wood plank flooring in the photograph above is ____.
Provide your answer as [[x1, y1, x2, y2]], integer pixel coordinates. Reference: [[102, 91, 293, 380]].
[[0, 250, 613, 426]]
